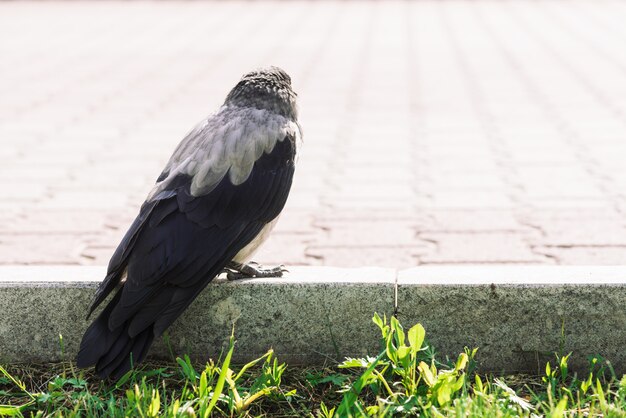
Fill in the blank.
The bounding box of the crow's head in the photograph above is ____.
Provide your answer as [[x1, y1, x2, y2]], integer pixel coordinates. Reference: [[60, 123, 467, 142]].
[[225, 66, 298, 120]]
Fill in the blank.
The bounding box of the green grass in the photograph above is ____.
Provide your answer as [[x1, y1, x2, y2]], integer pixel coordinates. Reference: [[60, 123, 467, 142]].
[[2, 314, 626, 417]]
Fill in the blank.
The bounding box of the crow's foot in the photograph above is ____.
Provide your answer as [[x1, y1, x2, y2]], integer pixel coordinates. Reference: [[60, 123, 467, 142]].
[[225, 261, 288, 280]]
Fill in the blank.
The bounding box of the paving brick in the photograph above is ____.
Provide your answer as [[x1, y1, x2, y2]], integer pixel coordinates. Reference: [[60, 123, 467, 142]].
[[425, 191, 515, 210], [523, 209, 624, 223], [423, 210, 527, 233], [0, 184, 48, 200], [0, 211, 108, 234], [318, 220, 419, 247], [529, 219, 626, 247], [525, 198, 616, 211], [419, 232, 550, 264], [270, 211, 316, 235], [79, 246, 117, 265], [250, 233, 320, 266], [0, 235, 89, 265], [323, 196, 420, 210], [306, 246, 423, 269], [419, 171, 506, 191], [38, 191, 131, 210], [535, 247, 626, 265]]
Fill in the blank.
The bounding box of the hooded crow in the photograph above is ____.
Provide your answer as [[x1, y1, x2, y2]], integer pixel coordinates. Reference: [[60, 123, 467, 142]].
[[76, 66, 301, 379]]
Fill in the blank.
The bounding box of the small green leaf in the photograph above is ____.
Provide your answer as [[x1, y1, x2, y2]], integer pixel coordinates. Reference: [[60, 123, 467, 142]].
[[114, 369, 133, 388], [390, 316, 405, 347], [176, 355, 198, 381], [407, 323, 425, 354], [125, 388, 135, 402], [455, 353, 468, 372], [307, 372, 348, 386], [385, 332, 398, 364], [596, 379, 606, 409], [396, 346, 411, 362], [320, 401, 336, 418], [372, 312, 384, 330], [339, 357, 370, 368], [418, 362, 436, 387], [171, 399, 180, 415], [199, 371, 208, 397], [559, 353, 570, 382], [581, 375, 592, 394], [0, 404, 30, 416], [452, 374, 465, 392], [552, 395, 568, 418], [437, 383, 452, 406], [474, 374, 484, 393], [148, 389, 160, 417]]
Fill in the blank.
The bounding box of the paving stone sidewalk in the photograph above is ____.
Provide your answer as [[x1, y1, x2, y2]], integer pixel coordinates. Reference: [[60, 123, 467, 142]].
[[1, 0, 626, 268]]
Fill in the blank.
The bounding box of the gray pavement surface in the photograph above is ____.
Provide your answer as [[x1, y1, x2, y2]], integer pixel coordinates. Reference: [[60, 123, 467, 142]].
[[1, 0, 626, 267]]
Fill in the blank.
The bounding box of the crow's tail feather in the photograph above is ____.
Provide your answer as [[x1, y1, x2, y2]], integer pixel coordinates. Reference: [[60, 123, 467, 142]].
[[76, 291, 154, 380]]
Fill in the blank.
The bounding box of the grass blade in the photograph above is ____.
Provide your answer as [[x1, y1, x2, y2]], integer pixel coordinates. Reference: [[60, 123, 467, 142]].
[[206, 328, 235, 414]]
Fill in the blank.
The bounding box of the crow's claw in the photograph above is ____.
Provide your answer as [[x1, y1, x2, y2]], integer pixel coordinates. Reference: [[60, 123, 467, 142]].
[[225, 261, 288, 280]]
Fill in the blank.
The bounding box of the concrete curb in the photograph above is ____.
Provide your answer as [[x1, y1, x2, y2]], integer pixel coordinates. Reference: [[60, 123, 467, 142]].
[[1, 266, 626, 373]]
